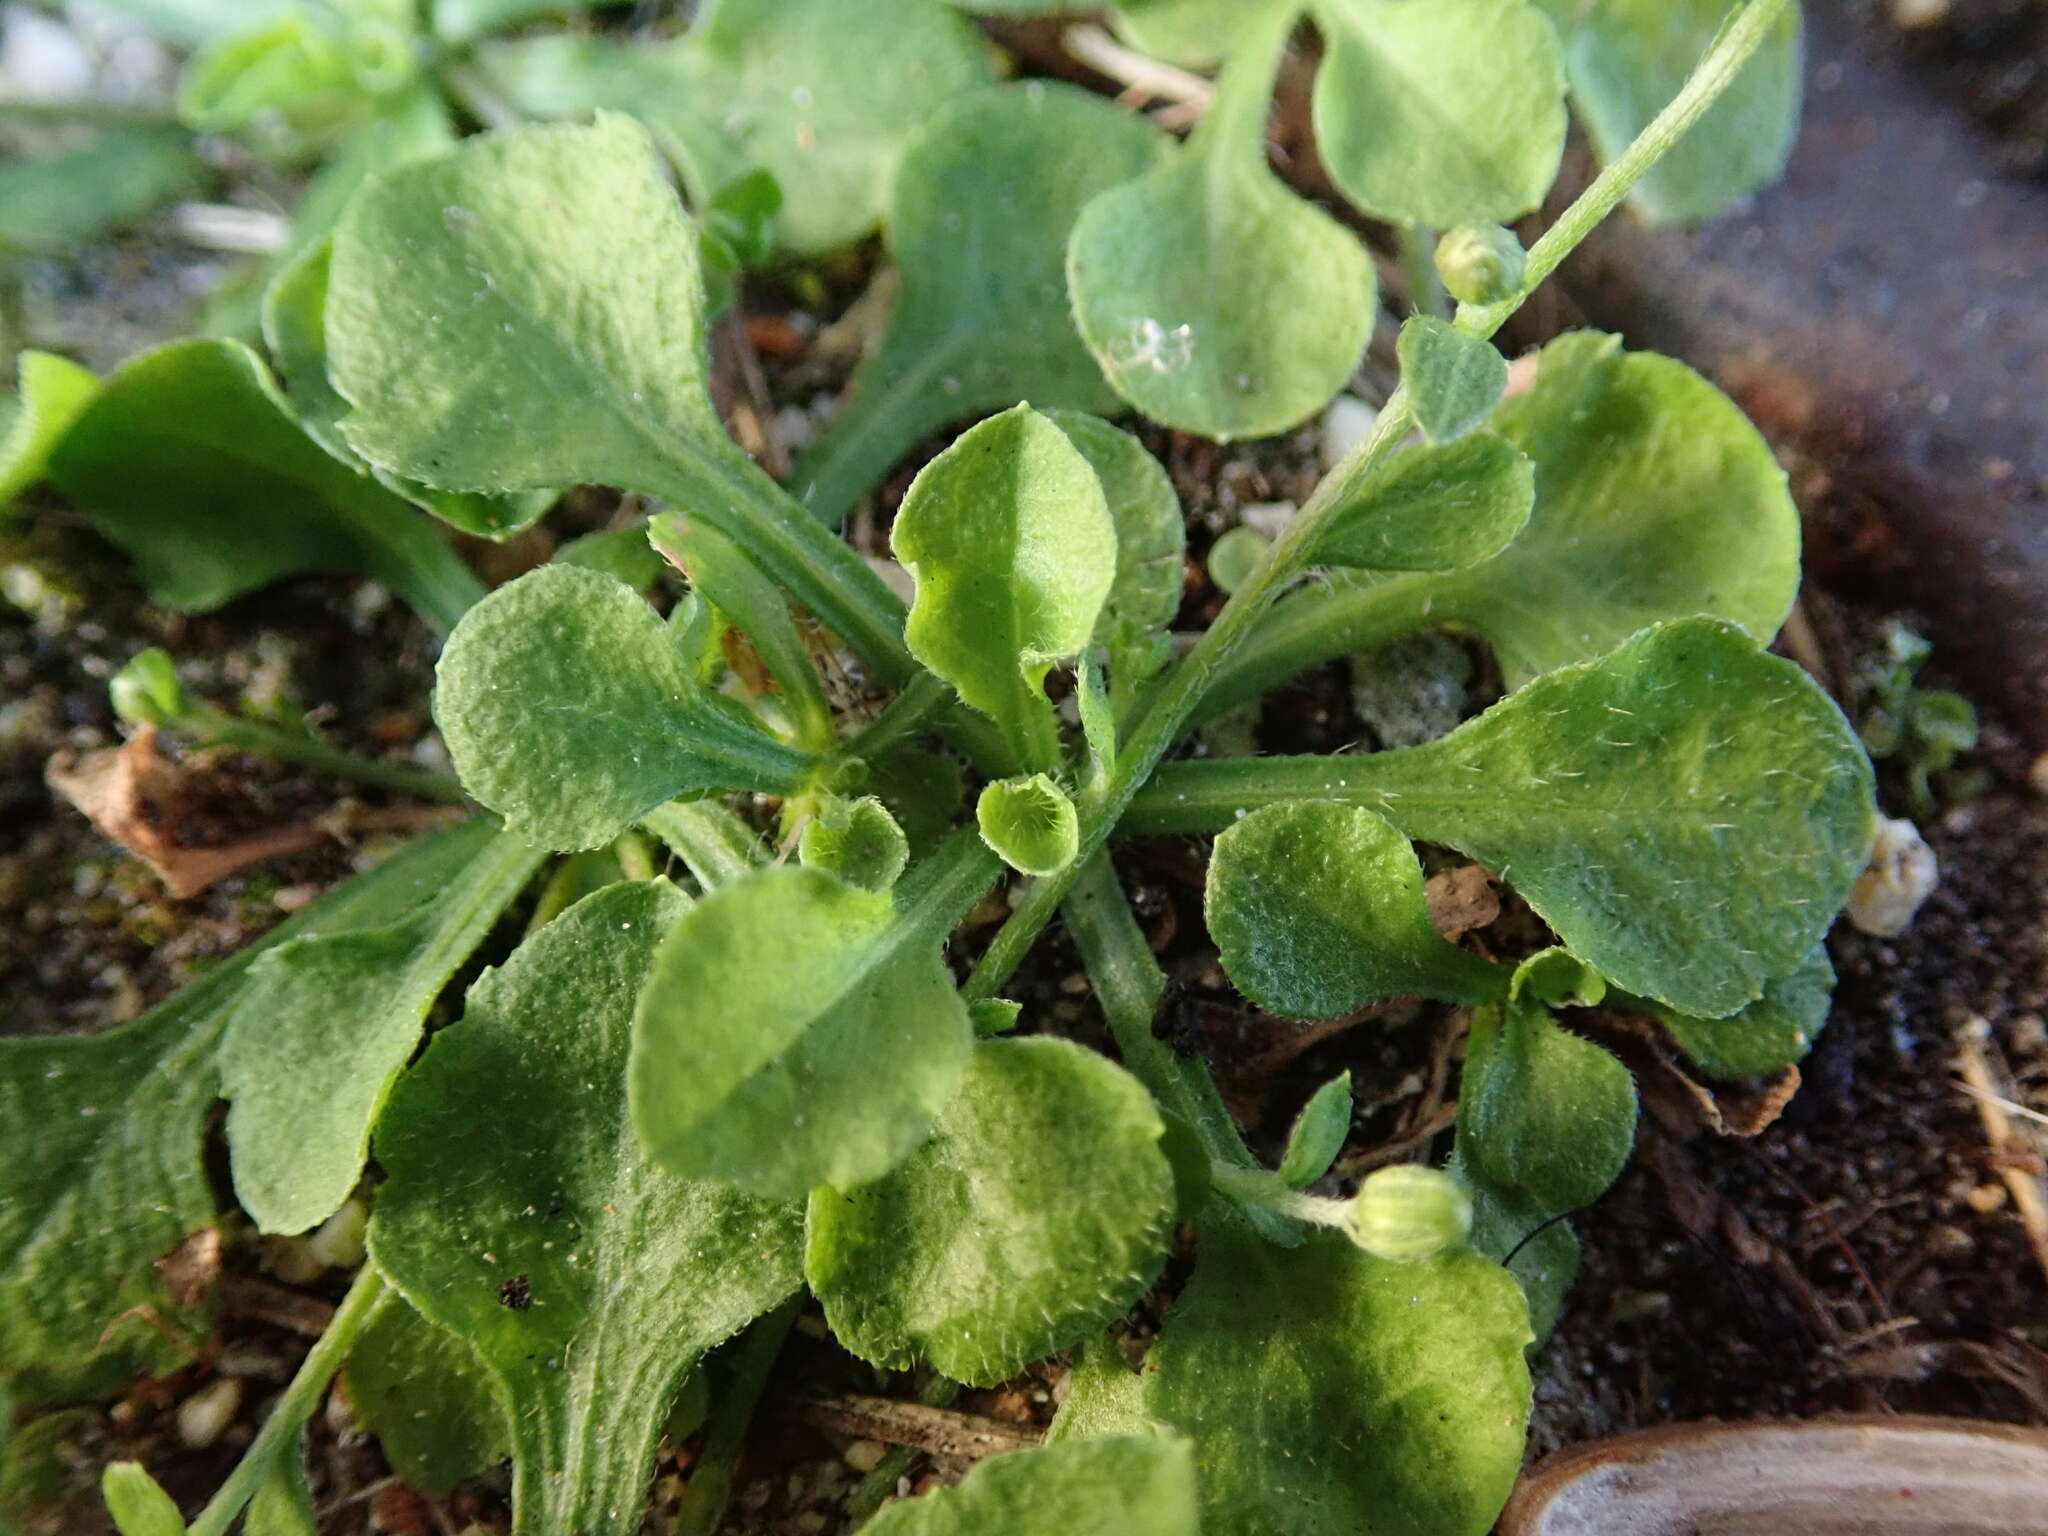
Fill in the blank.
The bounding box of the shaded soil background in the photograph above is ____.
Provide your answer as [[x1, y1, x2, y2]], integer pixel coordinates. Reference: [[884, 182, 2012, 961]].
[[3, 0, 2047, 1530]]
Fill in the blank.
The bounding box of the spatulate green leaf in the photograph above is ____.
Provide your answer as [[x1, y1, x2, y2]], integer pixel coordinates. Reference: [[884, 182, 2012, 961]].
[[44, 340, 482, 630], [807, 1037, 1175, 1385], [631, 835, 996, 1198], [0, 824, 494, 1393], [1133, 619, 1878, 1017], [1145, 1222, 1531, 1536], [892, 405, 1117, 767], [343, 1297, 509, 1496], [1461, 992, 1637, 1216], [324, 114, 911, 681], [370, 881, 802, 1536], [791, 84, 1169, 525], [1397, 317, 1508, 444], [798, 797, 910, 893], [1067, 8, 1376, 440], [0, 352, 98, 505], [1206, 801, 1505, 1019], [475, 0, 989, 257], [1316, 434, 1533, 573], [1111, 0, 1279, 68], [263, 239, 552, 541], [1310, 0, 1567, 227], [0, 127, 205, 254], [864, 1436, 1199, 1536], [101, 1464, 185, 1536], [220, 828, 546, 1234], [433, 565, 814, 851], [1539, 0, 1803, 223]]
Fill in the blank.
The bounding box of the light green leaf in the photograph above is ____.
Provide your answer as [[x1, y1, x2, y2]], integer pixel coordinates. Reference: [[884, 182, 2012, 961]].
[[1133, 619, 1878, 1018], [0, 824, 493, 1394], [807, 1037, 1174, 1385], [631, 836, 996, 1198], [370, 881, 802, 1536], [101, 1464, 185, 1536], [325, 115, 910, 679], [178, 9, 408, 147], [1203, 331, 1804, 718], [344, 1296, 510, 1496], [1311, 0, 1567, 227], [220, 829, 546, 1233], [799, 797, 910, 893], [1541, 0, 1803, 223], [967, 998, 1022, 1036], [790, 84, 1168, 525], [651, 513, 834, 752], [1068, 12, 1375, 440], [475, 0, 988, 257], [263, 239, 552, 541], [864, 1436, 1199, 1536], [243, 1432, 315, 1536], [1317, 434, 1533, 573], [1045, 411, 1187, 686], [0, 127, 205, 254], [1462, 996, 1636, 1215], [45, 339, 482, 630], [1145, 1223, 1531, 1536], [85, 0, 291, 46], [893, 405, 1117, 768], [1042, 1334, 1161, 1444], [641, 799, 770, 890], [977, 775, 1082, 878], [1397, 317, 1508, 444], [1278, 1072, 1352, 1188], [432, 565, 814, 851], [1640, 943, 1834, 1080], [0, 352, 97, 505], [1111, 0, 1278, 68], [435, 0, 616, 43], [1206, 801, 1505, 1020]]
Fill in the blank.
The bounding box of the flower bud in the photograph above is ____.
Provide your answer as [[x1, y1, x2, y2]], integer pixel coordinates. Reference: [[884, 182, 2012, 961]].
[[1346, 1164, 1473, 1262], [108, 648, 187, 726], [1434, 225, 1526, 307]]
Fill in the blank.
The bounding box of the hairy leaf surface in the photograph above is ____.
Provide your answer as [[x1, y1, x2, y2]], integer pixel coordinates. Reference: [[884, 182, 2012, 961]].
[[1133, 619, 1877, 1017], [1641, 943, 1835, 1080], [1145, 1223, 1531, 1536], [1397, 317, 1508, 444], [371, 882, 801, 1536], [1207, 801, 1504, 1019], [344, 1298, 509, 1496], [1316, 434, 1533, 573], [807, 1038, 1175, 1385], [864, 1436, 1199, 1536]]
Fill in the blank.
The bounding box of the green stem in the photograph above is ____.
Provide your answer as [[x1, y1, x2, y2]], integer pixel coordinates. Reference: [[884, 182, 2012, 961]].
[[181, 704, 469, 803], [1399, 223, 1448, 320], [964, 0, 1802, 1002], [1209, 1160, 1350, 1229], [641, 800, 769, 889], [830, 672, 955, 774], [786, 347, 962, 529], [672, 1300, 799, 1536], [1188, 4, 1299, 172], [188, 1267, 388, 1536]]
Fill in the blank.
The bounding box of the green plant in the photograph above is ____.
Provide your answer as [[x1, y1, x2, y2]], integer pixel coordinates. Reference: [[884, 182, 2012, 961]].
[[0, 4, 1878, 1535]]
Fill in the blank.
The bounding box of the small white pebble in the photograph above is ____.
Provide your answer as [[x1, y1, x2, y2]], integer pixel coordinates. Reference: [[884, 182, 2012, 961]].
[[305, 1199, 368, 1271], [1891, 0, 1952, 30], [177, 1376, 244, 1450], [1846, 817, 1939, 937], [1319, 394, 1378, 470], [1237, 500, 1298, 539], [2027, 751, 2048, 798], [843, 1439, 889, 1474]]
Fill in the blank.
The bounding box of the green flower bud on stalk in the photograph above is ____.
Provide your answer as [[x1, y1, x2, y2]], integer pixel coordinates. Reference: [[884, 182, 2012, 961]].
[[1347, 1164, 1473, 1262], [108, 648, 188, 727], [1434, 225, 1527, 307]]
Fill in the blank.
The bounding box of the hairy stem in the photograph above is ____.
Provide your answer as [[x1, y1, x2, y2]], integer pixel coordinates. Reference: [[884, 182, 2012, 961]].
[[178, 703, 468, 803]]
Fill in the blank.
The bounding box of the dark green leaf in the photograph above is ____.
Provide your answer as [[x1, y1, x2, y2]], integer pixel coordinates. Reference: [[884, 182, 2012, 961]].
[[343, 1297, 509, 1496], [0, 127, 204, 254], [370, 881, 802, 1536], [791, 84, 1168, 524], [807, 1038, 1175, 1385], [1462, 994, 1636, 1215], [46, 339, 482, 630], [220, 829, 546, 1233], [1640, 943, 1834, 1080]]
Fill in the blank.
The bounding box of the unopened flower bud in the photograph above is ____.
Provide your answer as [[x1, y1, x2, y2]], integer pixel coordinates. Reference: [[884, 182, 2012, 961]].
[[1435, 225, 1526, 307], [108, 648, 187, 726], [1347, 1165, 1472, 1262]]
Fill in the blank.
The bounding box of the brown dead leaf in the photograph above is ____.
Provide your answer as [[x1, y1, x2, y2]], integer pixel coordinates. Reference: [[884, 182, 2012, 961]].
[[47, 726, 458, 898], [154, 1228, 223, 1312], [1425, 864, 1499, 941]]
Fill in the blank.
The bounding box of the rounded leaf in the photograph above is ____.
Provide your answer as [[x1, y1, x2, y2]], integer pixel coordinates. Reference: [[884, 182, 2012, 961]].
[[864, 1436, 1199, 1536], [1464, 1002, 1637, 1215], [977, 774, 1081, 877], [807, 1038, 1175, 1386], [799, 796, 909, 892], [1317, 434, 1533, 573]]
